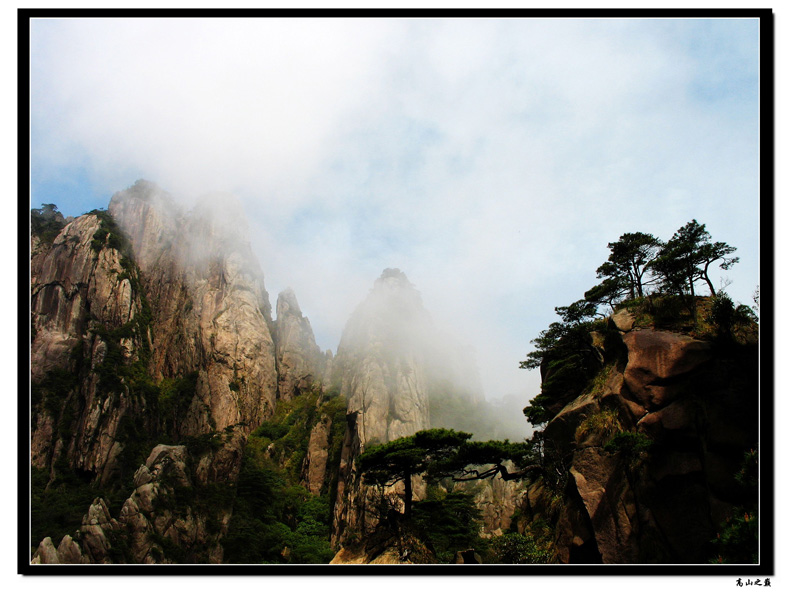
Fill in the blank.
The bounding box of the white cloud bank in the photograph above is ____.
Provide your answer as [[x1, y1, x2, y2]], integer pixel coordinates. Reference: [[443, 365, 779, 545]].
[[30, 16, 761, 407]]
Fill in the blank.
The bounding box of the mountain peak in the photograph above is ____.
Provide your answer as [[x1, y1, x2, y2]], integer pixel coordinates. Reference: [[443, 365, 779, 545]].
[[276, 287, 303, 318], [374, 268, 413, 289]]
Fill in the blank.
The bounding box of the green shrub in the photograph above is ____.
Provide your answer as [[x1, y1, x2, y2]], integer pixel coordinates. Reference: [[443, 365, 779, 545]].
[[158, 372, 198, 437], [182, 432, 224, 456], [148, 531, 187, 564], [710, 449, 759, 564], [33, 368, 78, 418], [604, 431, 652, 465], [114, 414, 153, 481], [31, 204, 66, 245], [253, 421, 289, 441], [410, 489, 484, 563], [710, 509, 758, 564], [487, 530, 554, 564], [575, 408, 622, 445], [650, 295, 692, 329]]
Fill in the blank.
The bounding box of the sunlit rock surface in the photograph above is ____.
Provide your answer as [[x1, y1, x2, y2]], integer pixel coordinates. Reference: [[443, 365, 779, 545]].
[[274, 288, 325, 401], [109, 180, 278, 433], [30, 212, 151, 483]]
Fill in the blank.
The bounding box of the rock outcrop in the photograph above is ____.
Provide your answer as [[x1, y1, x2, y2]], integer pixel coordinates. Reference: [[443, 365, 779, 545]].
[[302, 414, 333, 495], [333, 269, 432, 445], [329, 270, 434, 547], [274, 288, 325, 401], [523, 314, 758, 564], [30, 180, 286, 564], [455, 463, 526, 537], [329, 269, 523, 555], [109, 181, 279, 435], [32, 428, 246, 564], [30, 211, 153, 484], [31, 214, 142, 383]]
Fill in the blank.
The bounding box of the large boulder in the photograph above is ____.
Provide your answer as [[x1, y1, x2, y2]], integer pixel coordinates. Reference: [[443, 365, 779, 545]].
[[621, 330, 712, 410], [523, 315, 757, 564]]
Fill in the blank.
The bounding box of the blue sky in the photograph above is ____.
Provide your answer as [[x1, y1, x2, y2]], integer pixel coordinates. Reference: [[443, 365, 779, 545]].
[[29, 16, 762, 409]]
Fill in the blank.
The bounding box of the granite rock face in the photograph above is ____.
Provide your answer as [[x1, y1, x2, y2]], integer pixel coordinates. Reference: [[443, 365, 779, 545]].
[[525, 320, 758, 564], [109, 181, 279, 435], [302, 413, 333, 495], [30, 212, 152, 484], [32, 429, 246, 564], [333, 269, 432, 445], [329, 269, 522, 554], [622, 330, 713, 410], [31, 214, 140, 383], [30, 181, 284, 564], [330, 270, 433, 546], [274, 288, 325, 401]]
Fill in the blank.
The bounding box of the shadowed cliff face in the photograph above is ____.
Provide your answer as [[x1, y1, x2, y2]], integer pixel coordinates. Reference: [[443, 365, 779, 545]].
[[522, 309, 758, 564]]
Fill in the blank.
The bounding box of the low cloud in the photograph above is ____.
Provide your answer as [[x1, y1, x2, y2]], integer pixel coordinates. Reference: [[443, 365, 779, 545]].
[[30, 17, 761, 404]]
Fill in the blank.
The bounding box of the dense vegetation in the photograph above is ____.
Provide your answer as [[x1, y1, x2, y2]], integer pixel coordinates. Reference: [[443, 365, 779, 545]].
[[31, 203, 67, 244], [357, 428, 553, 563], [223, 388, 347, 563]]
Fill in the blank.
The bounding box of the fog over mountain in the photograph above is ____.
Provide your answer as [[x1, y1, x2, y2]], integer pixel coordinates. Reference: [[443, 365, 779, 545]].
[[30, 17, 760, 407]]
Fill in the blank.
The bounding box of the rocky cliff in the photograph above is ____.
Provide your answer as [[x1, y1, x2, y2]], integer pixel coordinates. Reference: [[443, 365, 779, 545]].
[[30, 180, 328, 564], [31, 210, 154, 485], [108, 182, 279, 435], [329, 269, 431, 547], [518, 304, 759, 563], [274, 288, 325, 402], [33, 427, 246, 564], [332, 269, 432, 445], [329, 269, 525, 553], [30, 182, 758, 566]]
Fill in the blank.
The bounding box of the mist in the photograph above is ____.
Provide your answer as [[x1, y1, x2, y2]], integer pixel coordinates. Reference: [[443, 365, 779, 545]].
[[333, 268, 533, 441], [30, 17, 761, 411]]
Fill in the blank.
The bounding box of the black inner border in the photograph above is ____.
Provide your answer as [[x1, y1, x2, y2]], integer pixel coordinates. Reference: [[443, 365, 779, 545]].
[[17, 6, 775, 577]]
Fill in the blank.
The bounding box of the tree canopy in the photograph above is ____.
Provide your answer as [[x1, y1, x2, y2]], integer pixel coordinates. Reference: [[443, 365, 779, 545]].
[[31, 203, 66, 244], [588, 232, 663, 303], [522, 220, 744, 430], [519, 299, 602, 425], [359, 429, 538, 518], [583, 221, 738, 311], [652, 219, 739, 298]]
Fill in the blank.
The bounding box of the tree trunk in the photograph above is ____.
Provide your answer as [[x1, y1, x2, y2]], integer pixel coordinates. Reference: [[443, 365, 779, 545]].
[[632, 262, 644, 298], [403, 472, 412, 518], [686, 266, 696, 299], [703, 261, 716, 295], [687, 272, 697, 315]]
